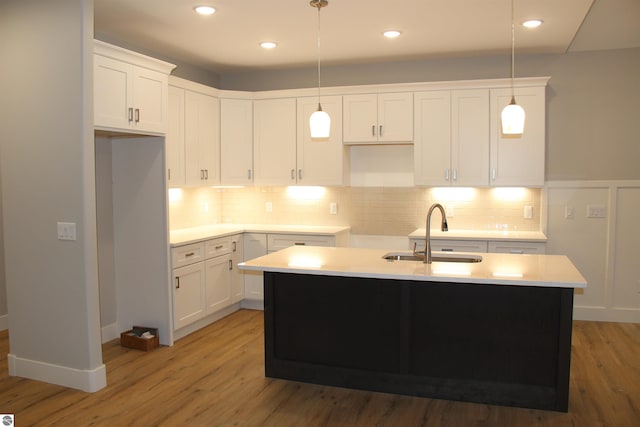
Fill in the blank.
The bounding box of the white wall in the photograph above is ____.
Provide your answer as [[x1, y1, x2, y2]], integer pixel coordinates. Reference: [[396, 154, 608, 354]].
[[0, 0, 105, 391]]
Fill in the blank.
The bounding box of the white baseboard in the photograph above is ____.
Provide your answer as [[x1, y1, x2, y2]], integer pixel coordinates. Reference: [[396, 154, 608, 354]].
[[574, 306, 640, 323], [173, 303, 242, 341], [240, 299, 264, 311], [0, 314, 8, 331], [8, 353, 107, 392], [101, 322, 120, 344]]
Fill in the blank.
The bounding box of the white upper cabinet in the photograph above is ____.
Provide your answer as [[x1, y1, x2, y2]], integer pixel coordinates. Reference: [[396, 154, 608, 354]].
[[185, 91, 220, 186], [253, 98, 297, 186], [414, 90, 489, 187], [343, 92, 413, 143], [296, 96, 348, 186], [167, 85, 186, 186], [490, 86, 546, 187], [94, 41, 174, 135], [220, 98, 253, 186]]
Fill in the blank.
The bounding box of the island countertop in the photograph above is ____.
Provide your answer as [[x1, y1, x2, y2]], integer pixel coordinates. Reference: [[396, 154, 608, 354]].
[[239, 245, 587, 289]]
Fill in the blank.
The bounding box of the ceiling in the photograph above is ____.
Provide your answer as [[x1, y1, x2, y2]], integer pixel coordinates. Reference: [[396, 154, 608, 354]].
[[94, 0, 640, 73]]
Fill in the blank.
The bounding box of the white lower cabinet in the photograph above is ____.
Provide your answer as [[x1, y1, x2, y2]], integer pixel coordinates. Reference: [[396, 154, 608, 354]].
[[172, 236, 235, 330], [488, 241, 546, 254], [242, 233, 268, 303], [410, 238, 545, 254], [230, 236, 244, 303], [173, 262, 206, 330]]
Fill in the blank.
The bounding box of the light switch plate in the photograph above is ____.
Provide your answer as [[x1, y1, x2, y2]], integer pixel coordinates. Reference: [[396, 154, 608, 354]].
[[57, 222, 77, 241], [587, 204, 606, 218], [523, 205, 533, 219]]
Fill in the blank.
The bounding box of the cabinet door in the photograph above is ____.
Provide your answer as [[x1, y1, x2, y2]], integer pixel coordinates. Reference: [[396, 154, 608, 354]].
[[490, 86, 546, 187], [167, 85, 186, 186], [221, 98, 253, 185], [253, 98, 297, 185], [378, 92, 413, 142], [132, 66, 168, 134], [94, 54, 132, 130], [343, 94, 378, 142], [243, 233, 267, 301], [414, 91, 451, 186], [297, 96, 346, 185], [205, 255, 232, 314], [452, 89, 489, 186], [173, 263, 206, 329], [230, 236, 244, 303], [185, 90, 220, 186]]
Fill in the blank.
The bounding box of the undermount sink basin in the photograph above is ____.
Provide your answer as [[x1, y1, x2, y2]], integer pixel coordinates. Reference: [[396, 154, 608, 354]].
[[383, 252, 483, 263]]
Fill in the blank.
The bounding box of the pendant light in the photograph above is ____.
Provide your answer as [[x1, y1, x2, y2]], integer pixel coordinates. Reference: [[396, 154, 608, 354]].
[[309, 0, 331, 138], [501, 0, 525, 135]]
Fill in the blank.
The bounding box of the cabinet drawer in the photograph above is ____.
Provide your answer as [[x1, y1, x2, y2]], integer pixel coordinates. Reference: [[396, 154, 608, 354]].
[[172, 242, 205, 268], [488, 241, 546, 254], [267, 233, 336, 252], [205, 237, 232, 258], [410, 238, 488, 253]]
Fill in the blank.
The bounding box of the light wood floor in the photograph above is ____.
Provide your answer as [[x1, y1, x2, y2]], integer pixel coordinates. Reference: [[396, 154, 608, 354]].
[[1, 309, 639, 426]]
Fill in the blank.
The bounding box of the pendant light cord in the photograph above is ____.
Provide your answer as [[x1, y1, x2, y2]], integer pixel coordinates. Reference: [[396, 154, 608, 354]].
[[510, 0, 515, 99], [316, 4, 322, 107]]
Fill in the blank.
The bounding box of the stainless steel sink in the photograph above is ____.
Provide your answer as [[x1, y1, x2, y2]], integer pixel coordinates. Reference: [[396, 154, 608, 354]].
[[383, 252, 482, 263]]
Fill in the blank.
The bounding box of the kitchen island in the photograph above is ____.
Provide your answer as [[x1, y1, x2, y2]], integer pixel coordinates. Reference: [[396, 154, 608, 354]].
[[239, 246, 587, 412]]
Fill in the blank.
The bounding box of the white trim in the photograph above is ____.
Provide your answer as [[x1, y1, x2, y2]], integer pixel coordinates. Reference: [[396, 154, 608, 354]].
[[240, 299, 264, 311], [8, 354, 107, 392], [94, 40, 176, 74], [173, 303, 242, 341], [0, 314, 7, 331], [101, 322, 120, 344]]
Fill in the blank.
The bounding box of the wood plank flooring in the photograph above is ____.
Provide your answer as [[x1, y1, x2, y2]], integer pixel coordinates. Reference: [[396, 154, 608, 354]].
[[1, 310, 639, 426]]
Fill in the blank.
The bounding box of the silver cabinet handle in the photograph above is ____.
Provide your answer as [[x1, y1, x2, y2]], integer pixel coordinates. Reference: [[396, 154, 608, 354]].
[[175, 277, 180, 289], [248, 169, 252, 180], [168, 168, 171, 181], [441, 248, 454, 252], [298, 169, 302, 180], [128, 107, 133, 122], [445, 169, 450, 181], [215, 244, 223, 250], [134, 108, 140, 123], [492, 169, 497, 181], [291, 169, 295, 180], [200, 169, 204, 180], [294, 242, 306, 246], [452, 169, 458, 181], [379, 125, 383, 137], [510, 249, 525, 254], [372, 125, 376, 136], [228, 260, 233, 271], [205, 169, 209, 180], [185, 252, 195, 257], [232, 241, 237, 252]]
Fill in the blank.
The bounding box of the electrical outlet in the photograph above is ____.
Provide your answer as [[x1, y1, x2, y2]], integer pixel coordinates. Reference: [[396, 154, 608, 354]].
[[587, 204, 606, 218], [266, 202, 273, 213], [329, 202, 338, 215], [564, 206, 574, 219], [446, 204, 454, 218], [523, 205, 533, 219]]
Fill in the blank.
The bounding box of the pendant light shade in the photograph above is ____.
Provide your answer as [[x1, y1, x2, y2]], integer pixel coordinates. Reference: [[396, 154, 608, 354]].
[[501, 97, 525, 134], [501, 0, 525, 135], [310, 104, 331, 138], [309, 0, 330, 139]]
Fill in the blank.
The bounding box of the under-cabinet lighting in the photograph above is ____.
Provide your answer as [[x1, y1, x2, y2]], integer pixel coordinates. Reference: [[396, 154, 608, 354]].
[[431, 187, 476, 202], [168, 188, 183, 203], [287, 186, 326, 201], [194, 5, 216, 15], [492, 187, 526, 201]]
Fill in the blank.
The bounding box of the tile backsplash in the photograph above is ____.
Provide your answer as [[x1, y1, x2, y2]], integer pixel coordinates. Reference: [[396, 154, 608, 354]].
[[169, 186, 541, 236]]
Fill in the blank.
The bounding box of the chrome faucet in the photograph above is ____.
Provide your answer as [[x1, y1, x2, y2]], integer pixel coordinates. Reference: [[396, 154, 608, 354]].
[[414, 203, 448, 264]]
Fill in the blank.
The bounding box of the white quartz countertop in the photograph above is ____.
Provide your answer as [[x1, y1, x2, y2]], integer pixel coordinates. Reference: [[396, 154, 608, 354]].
[[409, 229, 547, 242], [239, 246, 586, 289], [170, 224, 351, 246]]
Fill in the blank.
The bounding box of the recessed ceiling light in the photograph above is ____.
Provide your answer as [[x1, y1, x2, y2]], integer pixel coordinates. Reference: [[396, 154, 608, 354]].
[[260, 41, 278, 49], [383, 30, 401, 39], [522, 19, 543, 29], [194, 5, 216, 16]]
